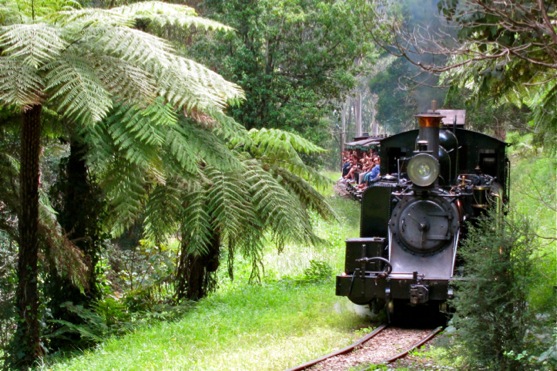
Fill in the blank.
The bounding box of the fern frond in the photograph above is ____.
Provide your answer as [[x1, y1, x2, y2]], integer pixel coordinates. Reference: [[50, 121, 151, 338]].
[[88, 55, 158, 104], [274, 167, 336, 221], [79, 121, 116, 169], [209, 109, 249, 141], [112, 1, 233, 32], [43, 56, 113, 124], [247, 128, 325, 157], [204, 166, 258, 243], [141, 98, 178, 127], [233, 128, 330, 190], [0, 23, 67, 68], [80, 25, 174, 67], [180, 189, 213, 256], [51, 8, 133, 28], [165, 119, 242, 174], [107, 125, 161, 166], [164, 125, 200, 175], [0, 57, 44, 108], [143, 182, 182, 241], [156, 54, 244, 113], [243, 159, 316, 248], [108, 105, 166, 146], [101, 160, 149, 237]]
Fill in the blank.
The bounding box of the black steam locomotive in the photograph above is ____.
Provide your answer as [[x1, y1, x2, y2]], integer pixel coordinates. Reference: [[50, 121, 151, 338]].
[[336, 110, 509, 322]]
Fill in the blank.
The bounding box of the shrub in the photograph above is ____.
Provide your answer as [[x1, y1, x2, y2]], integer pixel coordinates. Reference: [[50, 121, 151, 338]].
[[0, 232, 16, 366], [303, 260, 333, 283], [451, 211, 555, 370]]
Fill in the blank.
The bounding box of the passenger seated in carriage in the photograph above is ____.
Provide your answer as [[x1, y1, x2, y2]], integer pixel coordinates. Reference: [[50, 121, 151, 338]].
[[358, 157, 381, 190]]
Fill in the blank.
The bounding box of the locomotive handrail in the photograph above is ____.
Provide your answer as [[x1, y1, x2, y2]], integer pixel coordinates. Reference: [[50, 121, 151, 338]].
[[355, 257, 392, 277]]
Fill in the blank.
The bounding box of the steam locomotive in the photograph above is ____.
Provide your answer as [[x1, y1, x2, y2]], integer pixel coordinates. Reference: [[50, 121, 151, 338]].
[[336, 109, 509, 323]]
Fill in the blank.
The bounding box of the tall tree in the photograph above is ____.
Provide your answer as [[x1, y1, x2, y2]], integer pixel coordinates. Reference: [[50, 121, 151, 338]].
[[373, 0, 557, 147], [191, 0, 379, 146], [0, 2, 242, 367]]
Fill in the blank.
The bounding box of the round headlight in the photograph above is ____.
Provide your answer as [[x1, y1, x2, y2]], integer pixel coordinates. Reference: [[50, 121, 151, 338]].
[[407, 153, 439, 187]]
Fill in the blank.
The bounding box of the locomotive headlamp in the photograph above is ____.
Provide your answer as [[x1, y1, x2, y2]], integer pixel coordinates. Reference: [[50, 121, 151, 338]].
[[408, 153, 439, 187]]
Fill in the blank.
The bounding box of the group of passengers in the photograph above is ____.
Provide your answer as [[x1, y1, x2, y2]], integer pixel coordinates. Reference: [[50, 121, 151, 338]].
[[340, 150, 381, 190]]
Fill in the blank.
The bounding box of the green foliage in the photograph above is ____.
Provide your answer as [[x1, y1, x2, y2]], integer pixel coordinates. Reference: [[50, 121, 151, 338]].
[[44, 296, 195, 351], [507, 133, 556, 313], [46, 302, 115, 346], [451, 210, 554, 370], [108, 240, 178, 311], [0, 2, 244, 124], [437, 0, 557, 149], [189, 0, 379, 148], [444, 87, 530, 138], [302, 260, 333, 283], [0, 231, 16, 359], [0, 1, 244, 365], [369, 57, 421, 133]]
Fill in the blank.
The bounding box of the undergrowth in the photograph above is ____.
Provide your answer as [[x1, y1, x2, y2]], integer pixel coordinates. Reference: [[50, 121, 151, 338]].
[[42, 184, 370, 370]]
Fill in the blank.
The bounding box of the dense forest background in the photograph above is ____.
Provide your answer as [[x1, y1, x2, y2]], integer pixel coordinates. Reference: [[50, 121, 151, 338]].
[[0, 0, 555, 369]]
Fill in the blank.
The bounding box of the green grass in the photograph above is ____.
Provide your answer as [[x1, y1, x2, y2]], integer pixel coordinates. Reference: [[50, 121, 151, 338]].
[[46, 282, 370, 371], [44, 186, 369, 371]]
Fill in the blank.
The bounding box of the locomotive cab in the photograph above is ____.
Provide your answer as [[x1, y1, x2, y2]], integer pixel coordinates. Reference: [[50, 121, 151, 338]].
[[336, 108, 509, 323]]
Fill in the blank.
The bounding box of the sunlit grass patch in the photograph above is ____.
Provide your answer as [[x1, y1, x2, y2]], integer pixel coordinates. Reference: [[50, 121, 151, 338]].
[[47, 282, 371, 371]]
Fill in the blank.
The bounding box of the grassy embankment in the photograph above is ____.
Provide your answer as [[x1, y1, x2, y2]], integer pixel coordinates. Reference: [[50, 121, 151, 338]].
[[45, 172, 373, 371]]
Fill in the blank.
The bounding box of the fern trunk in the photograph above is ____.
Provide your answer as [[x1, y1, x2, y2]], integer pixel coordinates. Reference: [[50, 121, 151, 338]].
[[45, 136, 103, 350], [11, 105, 44, 368], [176, 232, 220, 301]]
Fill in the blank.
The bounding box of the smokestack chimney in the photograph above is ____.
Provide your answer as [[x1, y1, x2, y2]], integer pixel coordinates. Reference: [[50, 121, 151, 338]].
[[415, 110, 444, 159]]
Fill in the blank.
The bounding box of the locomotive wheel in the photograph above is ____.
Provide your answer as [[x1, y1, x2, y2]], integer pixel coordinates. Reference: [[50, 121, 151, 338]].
[[369, 298, 386, 314]]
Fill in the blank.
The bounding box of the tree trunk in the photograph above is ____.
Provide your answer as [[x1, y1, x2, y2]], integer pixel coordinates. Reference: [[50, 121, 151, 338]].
[[45, 136, 102, 350], [354, 92, 362, 137], [340, 101, 349, 169], [175, 231, 220, 301], [11, 104, 44, 368]]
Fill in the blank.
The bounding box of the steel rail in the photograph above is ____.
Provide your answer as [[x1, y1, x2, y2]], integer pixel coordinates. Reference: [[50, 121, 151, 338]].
[[385, 325, 444, 364], [286, 323, 389, 371]]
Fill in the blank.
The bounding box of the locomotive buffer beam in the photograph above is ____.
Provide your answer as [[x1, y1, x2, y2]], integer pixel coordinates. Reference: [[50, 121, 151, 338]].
[[409, 271, 429, 305]]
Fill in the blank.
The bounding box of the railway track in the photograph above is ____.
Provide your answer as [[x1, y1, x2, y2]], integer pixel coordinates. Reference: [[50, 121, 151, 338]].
[[287, 324, 443, 371]]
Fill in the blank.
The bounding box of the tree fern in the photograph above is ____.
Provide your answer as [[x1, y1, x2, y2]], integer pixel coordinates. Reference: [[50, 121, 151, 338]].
[[0, 59, 44, 107], [0, 23, 67, 68], [112, 1, 233, 32], [143, 182, 182, 243], [45, 56, 114, 124], [179, 189, 213, 256], [0, 1, 244, 364], [204, 166, 258, 243], [274, 167, 336, 221]]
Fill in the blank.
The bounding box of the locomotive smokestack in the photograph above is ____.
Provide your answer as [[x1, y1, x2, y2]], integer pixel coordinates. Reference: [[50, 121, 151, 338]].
[[415, 104, 444, 159]]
